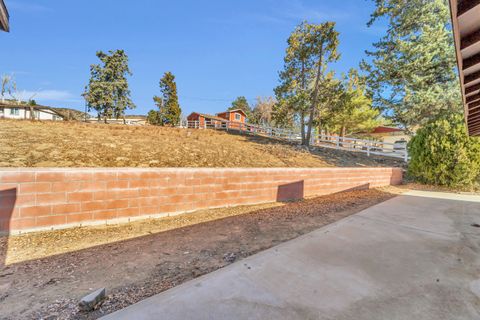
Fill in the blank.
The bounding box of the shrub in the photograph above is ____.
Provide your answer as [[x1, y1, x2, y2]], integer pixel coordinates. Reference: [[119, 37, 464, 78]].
[[408, 113, 480, 188]]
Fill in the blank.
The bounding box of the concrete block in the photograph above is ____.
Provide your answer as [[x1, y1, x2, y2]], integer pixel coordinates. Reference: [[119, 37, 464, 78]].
[[79, 288, 106, 311]]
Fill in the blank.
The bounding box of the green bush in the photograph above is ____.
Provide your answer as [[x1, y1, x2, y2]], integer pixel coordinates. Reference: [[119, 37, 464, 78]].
[[408, 113, 480, 188]]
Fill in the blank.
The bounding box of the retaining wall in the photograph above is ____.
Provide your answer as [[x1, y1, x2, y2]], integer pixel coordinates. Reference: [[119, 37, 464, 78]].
[[0, 167, 402, 233]]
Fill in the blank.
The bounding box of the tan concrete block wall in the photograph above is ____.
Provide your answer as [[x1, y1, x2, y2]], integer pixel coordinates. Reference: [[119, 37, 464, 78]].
[[0, 167, 402, 233]]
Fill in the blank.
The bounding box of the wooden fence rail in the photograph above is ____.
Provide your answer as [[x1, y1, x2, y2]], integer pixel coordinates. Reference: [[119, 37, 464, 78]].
[[180, 120, 408, 162]]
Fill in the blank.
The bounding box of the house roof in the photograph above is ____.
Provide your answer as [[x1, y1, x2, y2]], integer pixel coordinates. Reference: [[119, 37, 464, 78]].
[[0, 0, 9, 32], [221, 109, 247, 116], [449, 0, 480, 135], [188, 112, 227, 122], [370, 126, 404, 134], [0, 102, 65, 118], [124, 115, 147, 119]]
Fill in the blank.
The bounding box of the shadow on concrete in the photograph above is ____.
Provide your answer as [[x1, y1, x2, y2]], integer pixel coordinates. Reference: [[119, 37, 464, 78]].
[[0, 188, 16, 268], [277, 181, 304, 202]]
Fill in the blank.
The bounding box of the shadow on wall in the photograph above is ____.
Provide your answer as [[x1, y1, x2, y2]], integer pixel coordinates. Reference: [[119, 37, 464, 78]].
[[276, 181, 373, 203], [277, 181, 304, 202], [0, 188, 16, 268], [342, 183, 371, 193]]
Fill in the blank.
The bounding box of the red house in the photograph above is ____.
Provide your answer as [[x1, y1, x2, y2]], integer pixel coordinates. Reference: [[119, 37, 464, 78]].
[[216, 109, 247, 124], [187, 109, 247, 129]]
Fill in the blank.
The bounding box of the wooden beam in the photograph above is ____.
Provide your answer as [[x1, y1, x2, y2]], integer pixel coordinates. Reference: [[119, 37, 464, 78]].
[[466, 83, 480, 95], [467, 106, 480, 118], [468, 114, 480, 124], [468, 99, 480, 109], [468, 108, 480, 118], [461, 29, 480, 50], [463, 52, 480, 70], [465, 70, 480, 85], [458, 0, 480, 16], [469, 118, 480, 126], [468, 124, 480, 134], [469, 127, 480, 135], [470, 127, 480, 134], [468, 119, 480, 129], [469, 129, 480, 136], [469, 121, 480, 128], [468, 105, 480, 116], [466, 93, 480, 104], [468, 118, 480, 127], [468, 114, 480, 123]]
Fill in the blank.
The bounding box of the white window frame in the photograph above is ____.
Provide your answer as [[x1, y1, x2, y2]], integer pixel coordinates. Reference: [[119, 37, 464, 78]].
[[234, 113, 241, 121], [10, 108, 19, 116]]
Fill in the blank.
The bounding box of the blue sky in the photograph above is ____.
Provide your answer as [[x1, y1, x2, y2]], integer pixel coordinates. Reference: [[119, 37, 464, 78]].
[[0, 0, 385, 116]]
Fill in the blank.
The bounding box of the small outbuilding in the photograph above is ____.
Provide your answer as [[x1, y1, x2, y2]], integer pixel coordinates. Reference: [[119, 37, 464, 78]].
[[355, 126, 410, 145], [215, 109, 247, 124], [186, 109, 247, 129], [186, 113, 228, 128]]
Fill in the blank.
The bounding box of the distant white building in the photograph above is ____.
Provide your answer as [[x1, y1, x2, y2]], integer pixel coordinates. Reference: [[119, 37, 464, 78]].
[[0, 104, 64, 121], [86, 115, 147, 126]]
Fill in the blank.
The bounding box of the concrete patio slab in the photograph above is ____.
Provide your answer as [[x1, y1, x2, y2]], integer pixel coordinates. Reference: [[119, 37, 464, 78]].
[[102, 190, 480, 320]]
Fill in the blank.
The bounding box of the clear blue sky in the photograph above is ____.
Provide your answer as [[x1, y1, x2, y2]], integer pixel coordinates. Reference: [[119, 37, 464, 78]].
[[0, 0, 385, 116]]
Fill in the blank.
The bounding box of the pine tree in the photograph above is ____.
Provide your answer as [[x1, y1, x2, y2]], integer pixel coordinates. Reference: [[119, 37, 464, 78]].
[[146, 109, 161, 125], [82, 50, 135, 123], [153, 72, 181, 126], [321, 69, 381, 136], [275, 21, 340, 145], [363, 0, 462, 130]]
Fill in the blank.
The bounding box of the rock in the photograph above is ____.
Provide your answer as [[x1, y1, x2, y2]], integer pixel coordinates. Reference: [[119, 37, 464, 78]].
[[79, 288, 106, 311], [223, 252, 237, 263]]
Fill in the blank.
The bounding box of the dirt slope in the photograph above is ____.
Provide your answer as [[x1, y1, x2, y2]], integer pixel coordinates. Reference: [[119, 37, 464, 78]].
[[0, 120, 404, 168]]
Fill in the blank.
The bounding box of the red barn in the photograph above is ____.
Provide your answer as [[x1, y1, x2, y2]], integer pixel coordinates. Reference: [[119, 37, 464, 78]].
[[216, 109, 247, 123], [186, 109, 247, 129], [186, 113, 226, 128]]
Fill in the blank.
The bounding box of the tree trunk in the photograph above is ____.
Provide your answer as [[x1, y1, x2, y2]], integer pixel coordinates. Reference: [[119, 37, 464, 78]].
[[300, 111, 306, 145], [29, 106, 34, 120], [305, 45, 324, 147], [340, 125, 346, 147]]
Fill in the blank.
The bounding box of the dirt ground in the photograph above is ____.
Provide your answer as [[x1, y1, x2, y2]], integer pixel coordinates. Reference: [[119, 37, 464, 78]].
[[0, 187, 403, 320], [0, 120, 404, 168]]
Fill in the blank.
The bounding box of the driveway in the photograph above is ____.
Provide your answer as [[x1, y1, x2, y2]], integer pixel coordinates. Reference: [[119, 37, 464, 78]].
[[102, 190, 480, 320]]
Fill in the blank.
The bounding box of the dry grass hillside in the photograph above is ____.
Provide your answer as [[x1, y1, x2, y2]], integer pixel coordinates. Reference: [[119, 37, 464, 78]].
[[0, 120, 404, 168]]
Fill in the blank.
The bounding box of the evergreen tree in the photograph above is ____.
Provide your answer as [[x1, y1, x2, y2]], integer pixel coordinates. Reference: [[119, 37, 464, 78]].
[[363, 0, 461, 130], [82, 50, 135, 123], [153, 72, 181, 126], [275, 21, 340, 145], [408, 113, 480, 188], [322, 69, 381, 136], [146, 109, 161, 125]]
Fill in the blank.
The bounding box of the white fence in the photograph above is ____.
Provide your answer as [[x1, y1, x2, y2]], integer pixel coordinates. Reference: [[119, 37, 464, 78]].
[[181, 120, 408, 162]]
